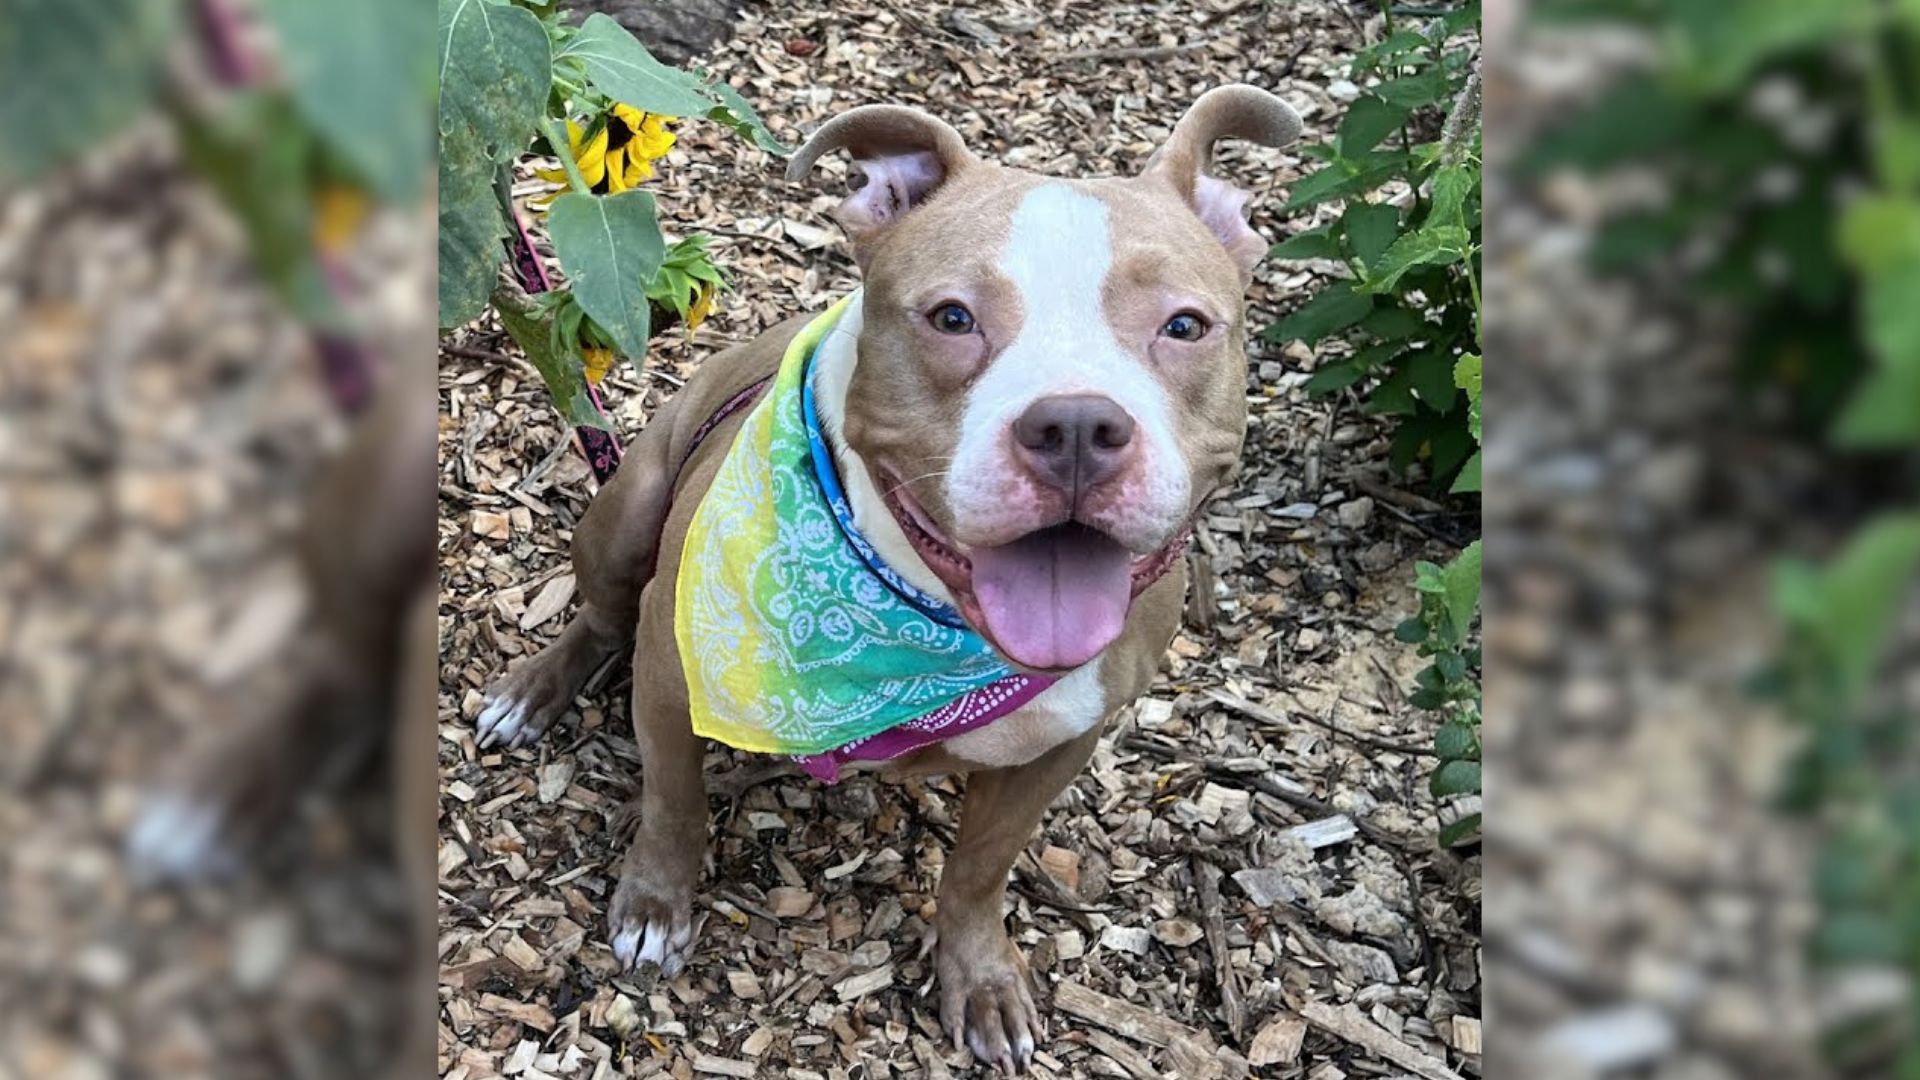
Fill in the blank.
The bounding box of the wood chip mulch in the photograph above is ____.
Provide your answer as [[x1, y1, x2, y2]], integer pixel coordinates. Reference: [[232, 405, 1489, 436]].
[[437, 2, 1483, 1078]]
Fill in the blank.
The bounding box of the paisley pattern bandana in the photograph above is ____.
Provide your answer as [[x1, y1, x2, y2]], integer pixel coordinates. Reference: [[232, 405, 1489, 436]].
[[674, 295, 1056, 763]]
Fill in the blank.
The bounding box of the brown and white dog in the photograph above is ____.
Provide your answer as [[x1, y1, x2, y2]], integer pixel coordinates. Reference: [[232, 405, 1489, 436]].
[[479, 85, 1301, 1073]]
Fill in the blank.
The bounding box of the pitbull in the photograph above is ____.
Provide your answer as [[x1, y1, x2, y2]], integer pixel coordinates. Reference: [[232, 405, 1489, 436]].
[[478, 85, 1302, 1072]]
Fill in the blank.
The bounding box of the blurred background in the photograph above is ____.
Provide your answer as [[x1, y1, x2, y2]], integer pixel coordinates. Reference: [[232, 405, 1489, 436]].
[[0, 0, 435, 1077], [1490, 0, 1920, 1076]]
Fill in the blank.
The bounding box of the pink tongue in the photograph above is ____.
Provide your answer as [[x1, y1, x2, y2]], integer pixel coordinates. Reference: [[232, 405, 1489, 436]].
[[969, 525, 1133, 670]]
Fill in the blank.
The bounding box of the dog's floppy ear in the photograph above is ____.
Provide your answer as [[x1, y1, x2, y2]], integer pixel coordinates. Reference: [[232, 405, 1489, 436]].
[[1142, 84, 1303, 276], [786, 105, 977, 247]]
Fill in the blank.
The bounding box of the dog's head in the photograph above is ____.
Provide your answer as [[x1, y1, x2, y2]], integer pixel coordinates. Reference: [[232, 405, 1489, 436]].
[[789, 87, 1302, 671]]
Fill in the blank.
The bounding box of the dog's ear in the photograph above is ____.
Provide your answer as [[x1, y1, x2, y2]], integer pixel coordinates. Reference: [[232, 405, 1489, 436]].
[[786, 105, 977, 247], [1142, 84, 1303, 276]]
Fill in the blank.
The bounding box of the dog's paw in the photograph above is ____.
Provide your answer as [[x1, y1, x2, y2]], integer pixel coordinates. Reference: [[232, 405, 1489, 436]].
[[934, 924, 1045, 1075], [125, 790, 244, 883], [476, 663, 574, 750], [608, 871, 696, 978]]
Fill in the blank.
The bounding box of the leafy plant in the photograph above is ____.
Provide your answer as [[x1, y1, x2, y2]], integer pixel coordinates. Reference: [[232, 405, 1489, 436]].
[[436, 0, 783, 428], [1265, 1, 1483, 493], [1397, 540, 1483, 847], [1536, 0, 1920, 1068]]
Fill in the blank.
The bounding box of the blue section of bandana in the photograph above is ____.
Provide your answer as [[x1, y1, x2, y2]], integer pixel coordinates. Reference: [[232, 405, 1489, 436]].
[[800, 334, 967, 629]]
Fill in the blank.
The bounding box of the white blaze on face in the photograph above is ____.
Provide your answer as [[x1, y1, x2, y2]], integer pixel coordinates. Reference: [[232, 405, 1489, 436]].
[[945, 183, 1188, 550]]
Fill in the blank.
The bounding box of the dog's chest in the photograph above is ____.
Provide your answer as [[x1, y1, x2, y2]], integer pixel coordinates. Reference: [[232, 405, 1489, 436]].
[[853, 659, 1110, 774]]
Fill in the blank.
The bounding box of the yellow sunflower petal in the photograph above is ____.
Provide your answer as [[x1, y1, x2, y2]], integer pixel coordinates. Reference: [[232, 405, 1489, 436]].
[[565, 117, 586, 150], [604, 147, 629, 193], [612, 103, 646, 131], [625, 154, 652, 186], [582, 346, 615, 385], [685, 283, 717, 333], [576, 127, 609, 183], [312, 184, 369, 254], [634, 128, 675, 161], [533, 166, 569, 184]]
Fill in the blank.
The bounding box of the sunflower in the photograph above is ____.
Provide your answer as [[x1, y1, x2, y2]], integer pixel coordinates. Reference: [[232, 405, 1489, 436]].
[[581, 344, 616, 385], [312, 182, 369, 255], [535, 104, 677, 202], [685, 280, 719, 334]]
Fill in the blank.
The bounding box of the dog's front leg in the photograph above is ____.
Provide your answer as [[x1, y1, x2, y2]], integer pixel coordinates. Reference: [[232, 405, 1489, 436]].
[[936, 723, 1103, 1074], [608, 592, 708, 977]]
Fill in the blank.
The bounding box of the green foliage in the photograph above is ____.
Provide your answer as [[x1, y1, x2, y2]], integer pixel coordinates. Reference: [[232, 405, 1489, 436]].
[[547, 190, 666, 359], [0, 0, 179, 182], [1398, 540, 1483, 847], [1266, 4, 1482, 493], [436, 0, 783, 420], [259, 0, 432, 201]]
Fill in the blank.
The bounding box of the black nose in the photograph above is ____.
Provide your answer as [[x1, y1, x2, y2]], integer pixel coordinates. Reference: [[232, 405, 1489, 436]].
[[1012, 394, 1136, 501]]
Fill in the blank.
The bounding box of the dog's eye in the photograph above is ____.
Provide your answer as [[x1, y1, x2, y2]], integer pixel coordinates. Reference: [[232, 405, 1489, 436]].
[[1162, 312, 1208, 341], [929, 303, 976, 335]]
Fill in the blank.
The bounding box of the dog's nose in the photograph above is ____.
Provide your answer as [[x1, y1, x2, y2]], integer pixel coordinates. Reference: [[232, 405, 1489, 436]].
[[1012, 394, 1136, 500]]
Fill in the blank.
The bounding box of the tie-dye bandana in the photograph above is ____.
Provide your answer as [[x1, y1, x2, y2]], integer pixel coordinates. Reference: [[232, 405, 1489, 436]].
[[674, 296, 1055, 774]]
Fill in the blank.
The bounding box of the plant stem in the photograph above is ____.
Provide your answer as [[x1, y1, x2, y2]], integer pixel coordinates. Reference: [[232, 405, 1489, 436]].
[[1464, 244, 1482, 346], [539, 115, 593, 196]]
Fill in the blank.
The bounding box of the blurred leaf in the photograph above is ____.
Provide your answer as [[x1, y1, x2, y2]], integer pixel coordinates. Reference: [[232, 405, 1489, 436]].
[[1666, 0, 1876, 94], [1839, 196, 1920, 276], [1263, 286, 1374, 346], [1337, 95, 1411, 157], [1836, 263, 1920, 445], [1283, 151, 1405, 212], [0, 0, 177, 181], [260, 0, 432, 200], [1344, 201, 1402, 269], [1394, 617, 1426, 643], [548, 190, 667, 359], [177, 94, 339, 327], [1304, 362, 1364, 395], [1774, 513, 1920, 699], [559, 12, 719, 116], [1374, 70, 1451, 109], [1361, 305, 1424, 341], [1522, 79, 1691, 173]]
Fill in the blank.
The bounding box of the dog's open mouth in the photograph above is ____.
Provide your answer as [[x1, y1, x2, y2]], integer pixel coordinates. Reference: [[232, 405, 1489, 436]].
[[882, 474, 1185, 672]]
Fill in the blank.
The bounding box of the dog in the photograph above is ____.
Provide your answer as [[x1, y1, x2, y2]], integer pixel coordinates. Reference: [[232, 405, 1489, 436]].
[[478, 84, 1302, 1073]]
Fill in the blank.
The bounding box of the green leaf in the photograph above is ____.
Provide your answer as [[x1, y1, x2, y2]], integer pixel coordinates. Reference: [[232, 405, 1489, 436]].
[[177, 95, 339, 328], [438, 144, 506, 326], [1343, 201, 1401, 270], [1270, 227, 1340, 260], [1454, 354, 1482, 441], [1363, 225, 1470, 293], [1303, 362, 1364, 395], [703, 76, 789, 154], [0, 0, 177, 181], [261, 0, 432, 201], [1429, 759, 1480, 798], [495, 288, 609, 429], [1394, 617, 1426, 644], [1835, 262, 1920, 447], [1373, 70, 1450, 109], [1263, 286, 1373, 346], [1438, 812, 1481, 848], [1773, 514, 1920, 700], [1282, 152, 1404, 212], [559, 12, 719, 116], [1429, 165, 1475, 226], [1434, 722, 1476, 760], [1360, 306, 1424, 341], [1449, 451, 1482, 494], [437, 0, 550, 158], [547, 190, 667, 359], [1408, 348, 1457, 412], [1337, 95, 1411, 157], [1442, 540, 1482, 641]]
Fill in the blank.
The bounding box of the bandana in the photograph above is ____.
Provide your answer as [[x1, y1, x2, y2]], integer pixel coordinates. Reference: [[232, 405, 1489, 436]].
[[674, 295, 1056, 780]]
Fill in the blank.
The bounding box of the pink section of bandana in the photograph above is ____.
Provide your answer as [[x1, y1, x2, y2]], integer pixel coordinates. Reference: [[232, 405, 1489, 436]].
[[793, 673, 1057, 783]]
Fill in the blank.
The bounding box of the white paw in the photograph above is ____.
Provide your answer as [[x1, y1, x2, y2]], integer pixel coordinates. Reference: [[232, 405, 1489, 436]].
[[475, 694, 533, 749], [125, 792, 239, 884]]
